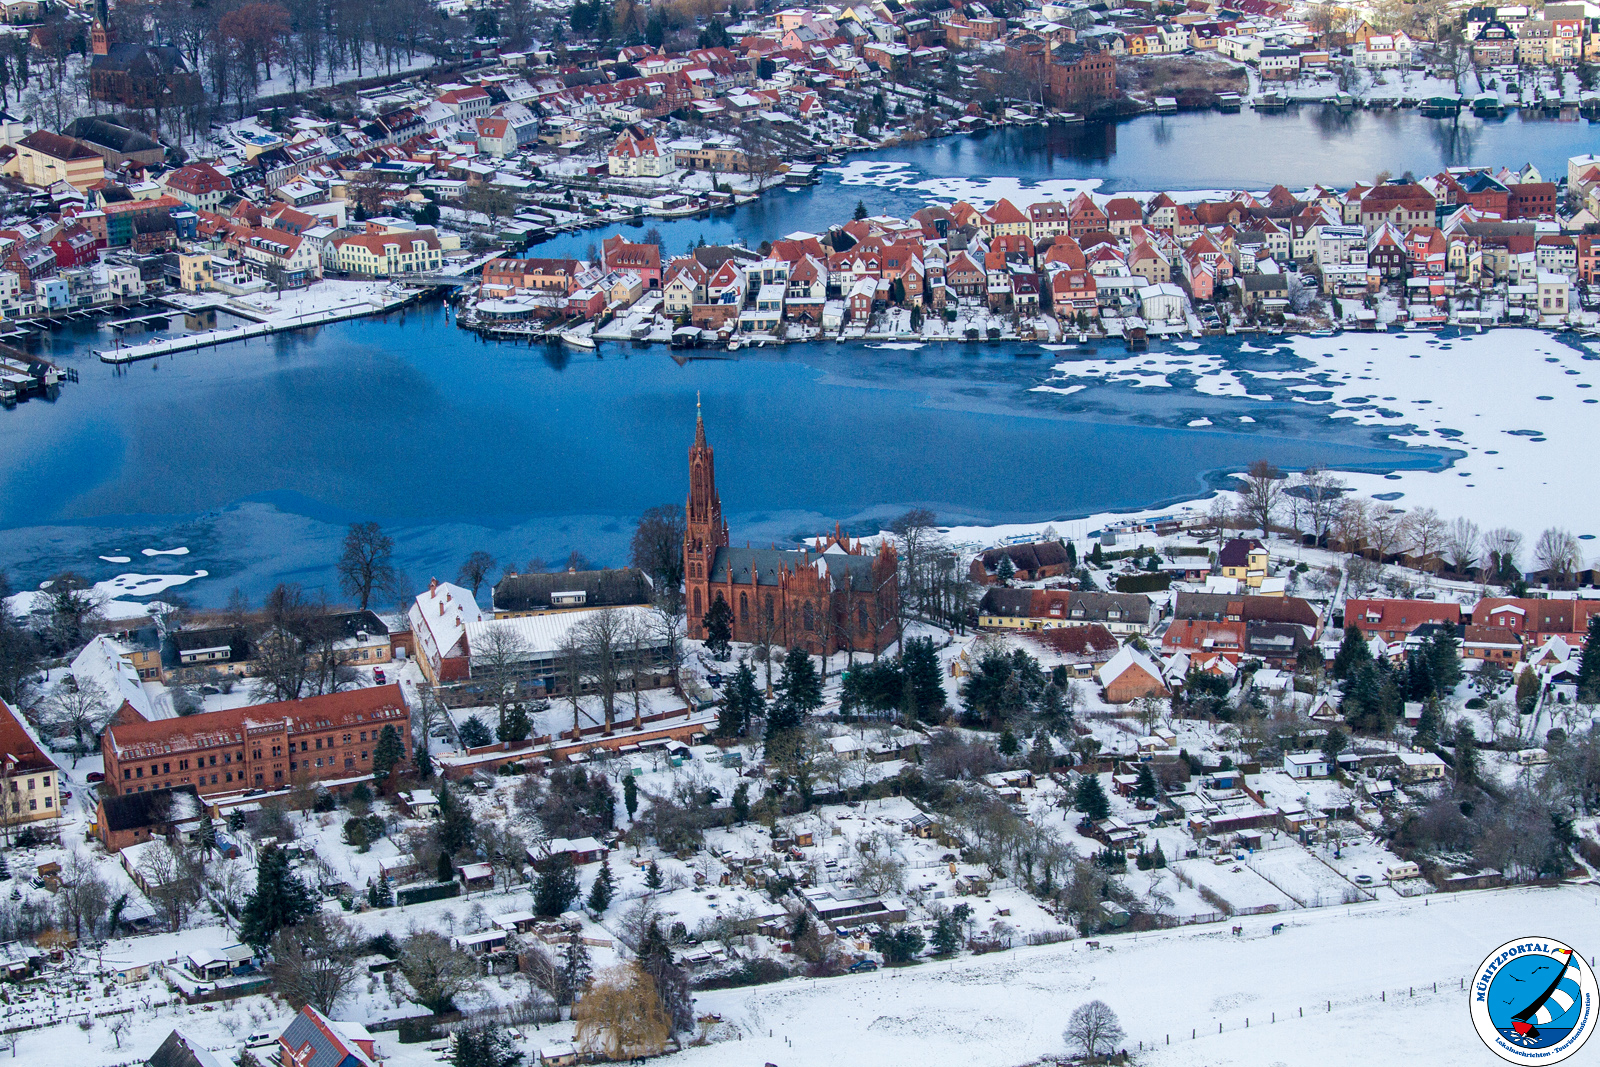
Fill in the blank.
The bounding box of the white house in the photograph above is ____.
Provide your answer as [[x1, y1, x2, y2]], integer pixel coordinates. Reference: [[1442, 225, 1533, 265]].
[[1138, 282, 1187, 322], [1282, 751, 1329, 778]]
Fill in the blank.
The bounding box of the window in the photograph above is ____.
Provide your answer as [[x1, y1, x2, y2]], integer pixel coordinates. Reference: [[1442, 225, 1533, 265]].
[[28, 799, 34, 811], [693, 589, 702, 616], [361, 751, 368, 761], [123, 769, 131, 780], [740, 593, 749, 625], [43, 797, 50, 808], [345, 758, 355, 768], [360, 731, 368, 743], [342, 733, 353, 744], [136, 767, 143, 778], [316, 738, 323, 750], [765, 595, 774, 623], [803, 603, 815, 632]]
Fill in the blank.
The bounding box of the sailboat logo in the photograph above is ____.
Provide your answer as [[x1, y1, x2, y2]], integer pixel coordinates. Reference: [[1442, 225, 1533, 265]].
[[1472, 938, 1597, 1064]]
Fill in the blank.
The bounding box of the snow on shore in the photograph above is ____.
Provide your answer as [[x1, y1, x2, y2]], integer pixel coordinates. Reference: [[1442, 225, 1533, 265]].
[[1032, 328, 1600, 539]]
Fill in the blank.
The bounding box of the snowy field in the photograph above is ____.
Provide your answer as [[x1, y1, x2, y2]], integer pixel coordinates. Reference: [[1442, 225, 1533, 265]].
[[628, 885, 1600, 1067]]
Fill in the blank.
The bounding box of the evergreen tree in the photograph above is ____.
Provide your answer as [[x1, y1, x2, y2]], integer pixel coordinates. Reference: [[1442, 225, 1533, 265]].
[[239, 847, 316, 950], [451, 1023, 522, 1067], [371, 724, 404, 790], [586, 860, 615, 914], [638, 921, 694, 1032], [0, 852, 10, 880], [995, 554, 1015, 582], [721, 661, 763, 737], [1452, 721, 1480, 785], [533, 857, 580, 917], [623, 774, 638, 821], [457, 715, 492, 748], [731, 781, 750, 824], [1133, 764, 1157, 800], [1065, 541, 1077, 569], [1427, 628, 1464, 696], [1089, 542, 1105, 567], [853, 200, 868, 221], [498, 703, 531, 743], [997, 726, 1020, 758], [436, 780, 475, 854], [372, 874, 393, 907], [561, 932, 592, 998], [228, 809, 246, 832], [1038, 683, 1068, 734], [1074, 773, 1110, 821], [703, 597, 734, 659], [645, 860, 663, 890], [900, 636, 946, 722], [1319, 726, 1348, 770], [1405, 652, 1434, 703], [1332, 626, 1372, 680], [929, 912, 960, 956], [437, 850, 455, 883], [1414, 699, 1442, 749], [195, 808, 217, 850], [767, 648, 821, 753], [1580, 615, 1600, 701]]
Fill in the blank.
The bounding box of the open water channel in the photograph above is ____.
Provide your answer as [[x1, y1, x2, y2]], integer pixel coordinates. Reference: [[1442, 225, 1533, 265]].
[[1, 110, 1594, 604]]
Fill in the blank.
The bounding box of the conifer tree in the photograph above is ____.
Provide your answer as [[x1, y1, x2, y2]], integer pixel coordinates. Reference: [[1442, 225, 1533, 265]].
[[586, 860, 615, 914], [1074, 773, 1110, 821], [239, 847, 316, 950]]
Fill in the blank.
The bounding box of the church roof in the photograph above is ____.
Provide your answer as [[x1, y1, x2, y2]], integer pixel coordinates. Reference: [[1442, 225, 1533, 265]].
[[709, 545, 879, 591]]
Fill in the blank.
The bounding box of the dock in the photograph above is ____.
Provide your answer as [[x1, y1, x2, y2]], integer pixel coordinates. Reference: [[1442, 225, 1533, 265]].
[[94, 292, 418, 363]]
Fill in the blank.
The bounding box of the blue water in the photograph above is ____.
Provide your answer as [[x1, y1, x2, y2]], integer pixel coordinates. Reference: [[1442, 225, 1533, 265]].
[[0, 302, 1443, 606], [14, 108, 1575, 605], [535, 111, 1600, 260]]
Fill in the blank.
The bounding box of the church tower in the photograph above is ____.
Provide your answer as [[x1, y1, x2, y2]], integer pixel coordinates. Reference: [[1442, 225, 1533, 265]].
[[92, 0, 112, 55], [683, 396, 728, 637]]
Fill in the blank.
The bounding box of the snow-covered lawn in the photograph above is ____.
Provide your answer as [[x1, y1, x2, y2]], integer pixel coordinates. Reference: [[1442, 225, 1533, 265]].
[[640, 884, 1600, 1067]]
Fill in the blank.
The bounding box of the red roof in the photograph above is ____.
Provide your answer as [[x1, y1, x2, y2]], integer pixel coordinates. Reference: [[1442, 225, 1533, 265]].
[[106, 685, 409, 760]]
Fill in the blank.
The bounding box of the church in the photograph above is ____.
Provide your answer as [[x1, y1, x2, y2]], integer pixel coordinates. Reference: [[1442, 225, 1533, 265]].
[[684, 405, 900, 657]]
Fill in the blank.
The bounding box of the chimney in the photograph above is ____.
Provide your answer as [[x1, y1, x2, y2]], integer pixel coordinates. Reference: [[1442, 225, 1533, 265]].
[[438, 602, 445, 617]]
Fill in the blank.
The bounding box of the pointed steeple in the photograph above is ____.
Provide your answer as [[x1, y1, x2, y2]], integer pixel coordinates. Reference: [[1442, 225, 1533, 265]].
[[694, 390, 705, 448]]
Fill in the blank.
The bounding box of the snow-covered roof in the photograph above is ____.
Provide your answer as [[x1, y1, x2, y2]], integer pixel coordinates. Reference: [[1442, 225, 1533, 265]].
[[71, 634, 156, 720]]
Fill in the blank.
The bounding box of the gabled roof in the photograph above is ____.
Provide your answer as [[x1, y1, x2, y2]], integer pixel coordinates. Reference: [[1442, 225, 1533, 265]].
[[492, 567, 652, 613], [106, 685, 409, 760]]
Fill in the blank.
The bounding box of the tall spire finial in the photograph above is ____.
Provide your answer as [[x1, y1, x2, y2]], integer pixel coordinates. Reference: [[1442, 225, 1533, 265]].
[[694, 391, 706, 448]]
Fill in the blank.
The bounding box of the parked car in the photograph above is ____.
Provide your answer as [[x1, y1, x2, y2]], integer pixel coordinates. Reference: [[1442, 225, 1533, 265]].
[[848, 959, 879, 973], [85, 772, 104, 783], [373, 668, 387, 684]]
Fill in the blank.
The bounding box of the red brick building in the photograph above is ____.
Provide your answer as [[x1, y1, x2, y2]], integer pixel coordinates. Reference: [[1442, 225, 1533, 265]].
[[1046, 45, 1117, 108], [1508, 182, 1558, 220], [683, 406, 899, 656], [101, 685, 411, 798]]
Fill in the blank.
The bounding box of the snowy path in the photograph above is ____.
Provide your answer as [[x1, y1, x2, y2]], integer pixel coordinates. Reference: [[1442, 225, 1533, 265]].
[[673, 884, 1600, 1067]]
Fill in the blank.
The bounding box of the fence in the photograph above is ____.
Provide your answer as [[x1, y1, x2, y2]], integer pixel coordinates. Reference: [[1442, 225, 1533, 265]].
[[1130, 974, 1474, 1054]]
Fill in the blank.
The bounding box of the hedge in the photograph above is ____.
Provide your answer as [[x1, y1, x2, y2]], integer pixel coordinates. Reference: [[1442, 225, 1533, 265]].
[[397, 881, 462, 907], [1115, 573, 1173, 593]]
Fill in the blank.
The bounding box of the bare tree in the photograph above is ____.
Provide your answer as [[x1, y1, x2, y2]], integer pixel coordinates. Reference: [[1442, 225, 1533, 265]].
[[1237, 460, 1283, 539], [266, 912, 362, 1014], [1205, 495, 1234, 545], [556, 628, 588, 738], [1064, 1000, 1125, 1058], [1446, 518, 1481, 575], [1408, 507, 1447, 572], [398, 931, 481, 1013], [56, 848, 111, 941], [336, 522, 397, 610], [1295, 467, 1345, 544], [577, 609, 628, 733], [43, 678, 111, 756], [573, 963, 672, 1060], [457, 552, 497, 599], [135, 840, 202, 932], [649, 595, 685, 694], [1535, 528, 1582, 584], [630, 505, 685, 601], [1483, 527, 1524, 580], [1366, 508, 1413, 564], [473, 624, 529, 741], [412, 684, 447, 779], [477, 821, 527, 891]]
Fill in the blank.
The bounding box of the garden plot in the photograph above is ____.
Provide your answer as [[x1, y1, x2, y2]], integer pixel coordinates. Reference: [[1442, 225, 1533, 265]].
[[1245, 847, 1363, 910], [1169, 857, 1296, 915]]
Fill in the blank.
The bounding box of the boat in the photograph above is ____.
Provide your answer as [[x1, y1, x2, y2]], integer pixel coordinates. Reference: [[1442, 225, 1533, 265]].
[[560, 328, 596, 350]]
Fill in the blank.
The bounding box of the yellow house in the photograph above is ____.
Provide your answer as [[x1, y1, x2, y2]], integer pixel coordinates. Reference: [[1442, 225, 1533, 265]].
[[13, 131, 104, 191], [1218, 537, 1270, 588], [178, 250, 213, 292]]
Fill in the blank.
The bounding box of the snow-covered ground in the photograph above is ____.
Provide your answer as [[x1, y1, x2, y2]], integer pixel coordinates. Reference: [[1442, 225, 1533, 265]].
[[637, 884, 1599, 1067]]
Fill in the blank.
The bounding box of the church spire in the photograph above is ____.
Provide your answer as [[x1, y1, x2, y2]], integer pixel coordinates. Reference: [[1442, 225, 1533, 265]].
[[694, 391, 705, 448]]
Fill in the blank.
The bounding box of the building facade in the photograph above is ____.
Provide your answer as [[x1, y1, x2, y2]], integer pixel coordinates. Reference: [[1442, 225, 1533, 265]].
[[102, 685, 411, 798], [683, 407, 899, 657]]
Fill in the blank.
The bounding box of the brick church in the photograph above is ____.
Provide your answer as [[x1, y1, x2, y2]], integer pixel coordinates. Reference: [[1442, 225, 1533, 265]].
[[684, 404, 900, 656]]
